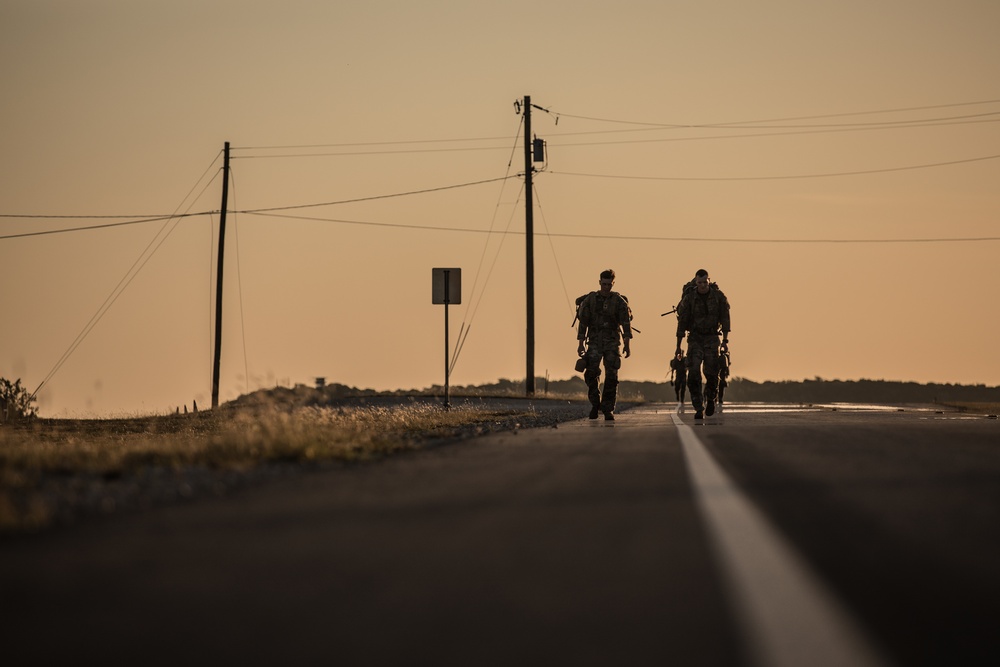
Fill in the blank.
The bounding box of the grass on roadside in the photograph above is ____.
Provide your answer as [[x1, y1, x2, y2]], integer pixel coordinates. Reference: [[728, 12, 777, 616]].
[[0, 403, 537, 534], [938, 402, 1000, 416]]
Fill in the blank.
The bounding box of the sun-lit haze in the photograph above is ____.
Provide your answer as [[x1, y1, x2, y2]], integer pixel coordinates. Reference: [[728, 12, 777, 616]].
[[2, 0, 998, 417]]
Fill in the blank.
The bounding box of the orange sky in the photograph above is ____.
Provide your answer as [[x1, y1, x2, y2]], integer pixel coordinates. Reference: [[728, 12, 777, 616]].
[[2, 1, 999, 416]]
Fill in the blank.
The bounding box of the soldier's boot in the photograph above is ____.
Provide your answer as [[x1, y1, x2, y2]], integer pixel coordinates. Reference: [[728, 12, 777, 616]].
[[705, 376, 719, 417], [692, 397, 705, 420], [601, 372, 619, 418], [586, 379, 602, 417], [688, 378, 703, 417], [693, 391, 705, 420]]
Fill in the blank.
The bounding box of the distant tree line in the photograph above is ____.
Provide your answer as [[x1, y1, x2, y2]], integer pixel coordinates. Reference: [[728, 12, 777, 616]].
[[449, 377, 1000, 404], [224, 376, 1000, 410]]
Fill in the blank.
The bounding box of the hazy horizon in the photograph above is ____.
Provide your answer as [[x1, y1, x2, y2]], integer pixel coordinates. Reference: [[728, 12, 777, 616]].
[[3, 1, 999, 417]]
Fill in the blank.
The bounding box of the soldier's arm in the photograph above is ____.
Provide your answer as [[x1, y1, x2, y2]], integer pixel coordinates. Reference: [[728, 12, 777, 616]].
[[619, 300, 633, 339], [576, 309, 588, 342], [618, 298, 633, 357], [675, 300, 687, 355], [720, 293, 731, 345]]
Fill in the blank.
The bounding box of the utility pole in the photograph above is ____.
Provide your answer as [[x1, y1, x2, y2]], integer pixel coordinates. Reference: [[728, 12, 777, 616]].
[[523, 96, 535, 397], [211, 141, 230, 409]]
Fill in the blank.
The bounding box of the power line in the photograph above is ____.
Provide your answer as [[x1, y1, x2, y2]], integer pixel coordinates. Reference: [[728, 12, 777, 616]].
[[233, 136, 514, 150], [226, 114, 1000, 157], [31, 153, 223, 398], [0, 213, 210, 239], [678, 110, 1000, 130], [0, 151, 223, 222], [0, 212, 202, 220], [451, 183, 524, 368], [0, 176, 519, 239], [228, 170, 251, 398], [233, 145, 516, 159], [32, 212, 194, 397], [532, 183, 574, 317], [451, 116, 526, 375], [242, 211, 1000, 244], [226, 98, 1000, 150], [237, 175, 518, 214], [543, 113, 1000, 142], [549, 98, 1000, 128], [548, 118, 1000, 149], [549, 153, 1000, 182]]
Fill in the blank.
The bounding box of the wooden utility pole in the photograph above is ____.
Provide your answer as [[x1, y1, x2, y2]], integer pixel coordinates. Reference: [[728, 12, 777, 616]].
[[211, 142, 230, 409], [523, 96, 535, 397]]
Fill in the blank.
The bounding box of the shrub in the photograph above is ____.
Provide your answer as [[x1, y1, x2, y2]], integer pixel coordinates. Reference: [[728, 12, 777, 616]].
[[1, 377, 37, 423]]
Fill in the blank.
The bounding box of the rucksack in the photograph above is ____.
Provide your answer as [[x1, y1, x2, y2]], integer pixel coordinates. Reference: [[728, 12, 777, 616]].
[[572, 291, 636, 332], [677, 279, 722, 312]]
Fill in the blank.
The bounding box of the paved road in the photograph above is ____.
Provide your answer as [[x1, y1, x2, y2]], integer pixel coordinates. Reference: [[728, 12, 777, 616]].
[[2, 403, 998, 666]]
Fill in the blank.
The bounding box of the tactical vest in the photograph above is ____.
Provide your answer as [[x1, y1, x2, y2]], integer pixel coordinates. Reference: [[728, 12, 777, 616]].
[[678, 285, 728, 336], [578, 291, 632, 339]]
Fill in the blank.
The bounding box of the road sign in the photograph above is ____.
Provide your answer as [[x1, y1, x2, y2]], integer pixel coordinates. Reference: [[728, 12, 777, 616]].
[[432, 268, 461, 305], [432, 268, 461, 409]]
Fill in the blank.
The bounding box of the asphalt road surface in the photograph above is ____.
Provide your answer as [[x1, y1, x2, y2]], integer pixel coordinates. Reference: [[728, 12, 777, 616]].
[[2, 403, 998, 666]]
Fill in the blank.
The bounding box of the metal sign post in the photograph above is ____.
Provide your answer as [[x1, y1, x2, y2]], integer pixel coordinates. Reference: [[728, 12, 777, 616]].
[[432, 268, 461, 409]]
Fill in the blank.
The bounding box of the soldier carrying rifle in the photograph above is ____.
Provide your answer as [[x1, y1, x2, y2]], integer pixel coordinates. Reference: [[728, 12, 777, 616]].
[[675, 269, 731, 420], [575, 269, 633, 421]]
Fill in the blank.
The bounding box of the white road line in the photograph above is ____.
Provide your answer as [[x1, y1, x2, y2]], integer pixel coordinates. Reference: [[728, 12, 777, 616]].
[[671, 412, 890, 667]]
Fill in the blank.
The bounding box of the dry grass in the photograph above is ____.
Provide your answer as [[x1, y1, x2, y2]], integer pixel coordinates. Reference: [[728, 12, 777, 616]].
[[0, 402, 547, 534], [939, 402, 1000, 416]]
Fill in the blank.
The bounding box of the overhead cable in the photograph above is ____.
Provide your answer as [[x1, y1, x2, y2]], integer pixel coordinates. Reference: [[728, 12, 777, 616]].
[[233, 145, 516, 159], [233, 135, 514, 150], [532, 183, 574, 317], [242, 211, 1000, 244], [32, 154, 223, 398], [548, 153, 1000, 182], [549, 98, 1000, 128], [543, 112, 1000, 142], [450, 117, 526, 375], [238, 175, 518, 214], [0, 213, 209, 239], [548, 118, 1000, 149], [0, 176, 519, 238], [227, 171, 251, 397], [225, 98, 1000, 150]]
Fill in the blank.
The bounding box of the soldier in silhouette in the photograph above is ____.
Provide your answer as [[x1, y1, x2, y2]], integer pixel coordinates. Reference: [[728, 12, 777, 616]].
[[675, 269, 730, 420], [670, 353, 687, 403], [718, 348, 731, 407], [576, 269, 633, 420]]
